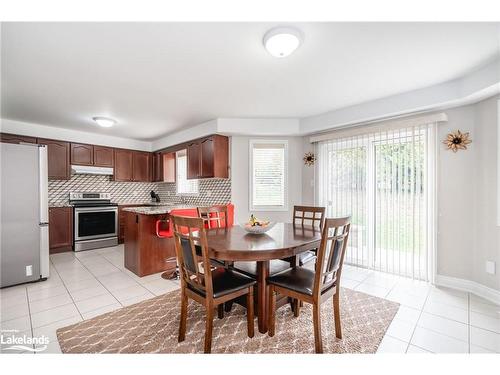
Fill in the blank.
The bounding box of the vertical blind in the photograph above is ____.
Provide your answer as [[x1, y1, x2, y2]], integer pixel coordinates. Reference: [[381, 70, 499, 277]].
[[315, 123, 436, 280], [251, 142, 286, 208]]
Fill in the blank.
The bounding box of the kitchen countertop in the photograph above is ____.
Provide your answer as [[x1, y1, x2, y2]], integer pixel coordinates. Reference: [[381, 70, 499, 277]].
[[48, 201, 181, 209], [122, 204, 194, 215]]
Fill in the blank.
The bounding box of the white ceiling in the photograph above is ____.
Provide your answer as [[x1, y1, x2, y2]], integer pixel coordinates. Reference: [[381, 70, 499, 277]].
[[2, 22, 499, 141]]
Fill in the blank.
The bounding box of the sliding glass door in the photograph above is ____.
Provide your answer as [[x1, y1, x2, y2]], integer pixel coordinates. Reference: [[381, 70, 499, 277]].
[[316, 124, 435, 280]]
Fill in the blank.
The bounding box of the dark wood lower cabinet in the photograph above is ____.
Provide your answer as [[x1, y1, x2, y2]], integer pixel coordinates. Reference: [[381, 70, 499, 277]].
[[49, 207, 73, 253], [118, 205, 144, 244], [124, 211, 176, 277]]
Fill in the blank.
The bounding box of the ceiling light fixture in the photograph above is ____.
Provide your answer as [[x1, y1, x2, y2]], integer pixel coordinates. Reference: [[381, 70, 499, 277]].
[[92, 116, 116, 128], [263, 27, 303, 58]]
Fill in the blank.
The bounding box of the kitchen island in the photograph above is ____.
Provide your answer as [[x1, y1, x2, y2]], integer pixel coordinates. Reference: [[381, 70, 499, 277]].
[[122, 204, 196, 277]]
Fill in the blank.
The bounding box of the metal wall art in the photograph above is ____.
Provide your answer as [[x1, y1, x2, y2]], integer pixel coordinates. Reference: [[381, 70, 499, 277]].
[[443, 130, 472, 152]]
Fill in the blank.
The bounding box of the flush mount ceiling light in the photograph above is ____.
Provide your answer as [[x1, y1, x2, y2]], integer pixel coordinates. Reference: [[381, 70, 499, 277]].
[[92, 116, 116, 128], [263, 27, 303, 58]]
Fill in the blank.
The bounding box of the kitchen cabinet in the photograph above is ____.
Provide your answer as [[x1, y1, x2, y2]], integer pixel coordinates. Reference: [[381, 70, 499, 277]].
[[71, 143, 114, 167], [37, 138, 71, 180], [114, 150, 151, 182], [200, 137, 215, 178], [49, 207, 73, 253], [132, 151, 151, 182], [163, 152, 176, 183], [187, 135, 228, 179], [124, 211, 176, 277], [70, 143, 94, 166], [186, 140, 201, 179], [0, 133, 37, 144], [93, 145, 114, 167], [153, 152, 176, 183], [114, 149, 134, 181], [118, 205, 144, 244], [152, 152, 163, 182]]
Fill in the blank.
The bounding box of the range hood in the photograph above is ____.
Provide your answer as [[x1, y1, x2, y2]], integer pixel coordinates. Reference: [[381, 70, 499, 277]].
[[71, 165, 114, 175]]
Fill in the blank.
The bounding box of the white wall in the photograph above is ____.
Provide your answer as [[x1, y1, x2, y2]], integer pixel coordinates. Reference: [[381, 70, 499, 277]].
[[217, 118, 300, 136], [437, 97, 499, 291], [230, 135, 304, 224], [471, 96, 500, 290], [437, 105, 476, 282]]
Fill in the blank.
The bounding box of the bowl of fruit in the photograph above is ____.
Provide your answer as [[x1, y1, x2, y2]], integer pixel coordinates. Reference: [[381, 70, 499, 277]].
[[241, 215, 275, 234]]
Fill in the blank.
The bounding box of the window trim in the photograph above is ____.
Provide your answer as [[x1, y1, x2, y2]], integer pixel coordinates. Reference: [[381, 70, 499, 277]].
[[175, 150, 199, 196], [249, 139, 288, 212]]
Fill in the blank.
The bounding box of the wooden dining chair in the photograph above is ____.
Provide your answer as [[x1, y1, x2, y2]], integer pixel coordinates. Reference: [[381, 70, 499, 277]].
[[171, 215, 256, 353], [197, 205, 233, 319], [267, 216, 351, 353], [291, 205, 326, 266], [197, 205, 228, 229]]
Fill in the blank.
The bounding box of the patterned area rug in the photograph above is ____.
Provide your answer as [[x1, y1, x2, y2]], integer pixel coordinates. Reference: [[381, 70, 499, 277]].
[[57, 288, 399, 353]]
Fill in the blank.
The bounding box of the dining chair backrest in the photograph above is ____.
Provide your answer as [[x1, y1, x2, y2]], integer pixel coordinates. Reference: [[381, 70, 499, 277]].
[[197, 205, 228, 229], [171, 215, 214, 297], [313, 216, 351, 296], [293, 206, 326, 230]]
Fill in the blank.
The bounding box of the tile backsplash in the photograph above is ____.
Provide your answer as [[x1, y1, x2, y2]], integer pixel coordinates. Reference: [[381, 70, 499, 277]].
[[48, 174, 231, 207], [155, 179, 231, 206]]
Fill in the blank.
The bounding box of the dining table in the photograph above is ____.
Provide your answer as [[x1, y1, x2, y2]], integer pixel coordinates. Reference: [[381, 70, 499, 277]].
[[206, 222, 322, 334]]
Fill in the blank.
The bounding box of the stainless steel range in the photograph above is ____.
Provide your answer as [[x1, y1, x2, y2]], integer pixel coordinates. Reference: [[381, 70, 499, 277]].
[[69, 192, 118, 251]]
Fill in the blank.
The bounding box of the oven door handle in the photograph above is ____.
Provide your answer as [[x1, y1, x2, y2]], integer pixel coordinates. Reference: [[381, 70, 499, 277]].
[[74, 206, 118, 213]]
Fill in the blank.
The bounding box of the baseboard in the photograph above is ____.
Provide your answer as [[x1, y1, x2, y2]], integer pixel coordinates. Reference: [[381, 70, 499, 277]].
[[435, 274, 500, 305]]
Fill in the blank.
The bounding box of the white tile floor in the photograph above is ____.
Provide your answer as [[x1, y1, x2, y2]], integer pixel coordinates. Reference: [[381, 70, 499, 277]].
[[0, 245, 499, 354]]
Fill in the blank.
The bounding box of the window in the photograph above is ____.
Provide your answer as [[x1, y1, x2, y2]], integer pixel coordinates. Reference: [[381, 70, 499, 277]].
[[250, 140, 288, 211], [176, 150, 198, 195]]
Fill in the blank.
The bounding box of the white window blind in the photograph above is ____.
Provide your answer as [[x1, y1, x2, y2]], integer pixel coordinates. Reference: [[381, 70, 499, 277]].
[[176, 150, 198, 195], [316, 124, 437, 281], [250, 140, 287, 211]]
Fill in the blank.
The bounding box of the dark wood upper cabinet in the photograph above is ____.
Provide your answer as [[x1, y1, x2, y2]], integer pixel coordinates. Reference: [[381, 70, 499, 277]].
[[4, 131, 228, 182], [114, 149, 134, 181], [153, 152, 176, 183], [37, 138, 71, 180], [210, 135, 229, 179], [49, 207, 73, 253], [71, 143, 114, 167], [152, 152, 163, 182], [94, 145, 114, 167], [132, 151, 151, 182], [163, 152, 176, 183], [187, 135, 228, 179], [200, 137, 215, 178], [0, 133, 37, 144], [70, 143, 94, 166], [186, 140, 201, 179]]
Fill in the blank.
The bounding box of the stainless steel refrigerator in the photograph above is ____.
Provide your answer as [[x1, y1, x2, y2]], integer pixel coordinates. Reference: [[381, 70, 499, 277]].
[[1, 142, 50, 287]]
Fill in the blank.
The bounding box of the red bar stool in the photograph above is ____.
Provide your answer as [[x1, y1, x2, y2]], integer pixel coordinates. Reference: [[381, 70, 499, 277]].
[[155, 218, 179, 280]]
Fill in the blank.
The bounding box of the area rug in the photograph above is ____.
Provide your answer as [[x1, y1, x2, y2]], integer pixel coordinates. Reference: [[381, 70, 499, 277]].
[[56, 288, 399, 354]]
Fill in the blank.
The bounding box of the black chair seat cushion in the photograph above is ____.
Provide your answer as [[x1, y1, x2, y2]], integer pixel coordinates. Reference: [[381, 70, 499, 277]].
[[187, 268, 256, 298], [267, 267, 336, 296], [232, 259, 291, 278]]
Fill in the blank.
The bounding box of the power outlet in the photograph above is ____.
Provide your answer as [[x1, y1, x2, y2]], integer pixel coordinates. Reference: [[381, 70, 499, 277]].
[[486, 261, 496, 275], [26, 265, 33, 277]]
